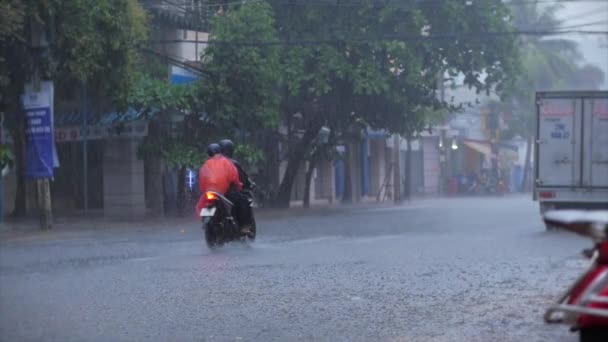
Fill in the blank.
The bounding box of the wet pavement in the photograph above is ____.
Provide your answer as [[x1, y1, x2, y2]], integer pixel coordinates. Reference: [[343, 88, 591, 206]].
[[0, 196, 590, 341]]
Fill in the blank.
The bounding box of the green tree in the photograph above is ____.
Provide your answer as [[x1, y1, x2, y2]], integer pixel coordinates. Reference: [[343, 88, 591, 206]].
[[269, 0, 396, 206], [0, 0, 148, 217], [504, 2, 604, 191], [199, 1, 281, 133], [196, 0, 519, 207], [276, 1, 518, 205]]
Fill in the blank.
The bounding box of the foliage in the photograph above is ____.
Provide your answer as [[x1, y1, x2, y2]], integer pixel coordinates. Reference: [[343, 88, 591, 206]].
[[138, 136, 205, 170], [0, 144, 14, 171], [128, 0, 520, 206], [234, 144, 265, 172], [1, 0, 148, 105], [0, 0, 25, 89], [200, 1, 281, 133], [369, 1, 517, 136], [161, 143, 206, 170], [0, 0, 24, 39], [260, 0, 519, 203], [0, 0, 148, 216], [503, 2, 604, 138], [128, 73, 197, 115]]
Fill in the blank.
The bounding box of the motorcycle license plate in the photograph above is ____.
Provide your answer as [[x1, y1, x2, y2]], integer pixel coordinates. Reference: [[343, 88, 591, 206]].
[[200, 207, 217, 217]]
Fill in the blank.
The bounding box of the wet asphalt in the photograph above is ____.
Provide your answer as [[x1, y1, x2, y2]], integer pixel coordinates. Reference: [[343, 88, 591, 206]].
[[0, 196, 591, 342]]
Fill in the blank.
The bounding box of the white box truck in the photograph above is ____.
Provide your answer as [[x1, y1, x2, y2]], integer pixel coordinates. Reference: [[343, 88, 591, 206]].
[[535, 91, 608, 229]]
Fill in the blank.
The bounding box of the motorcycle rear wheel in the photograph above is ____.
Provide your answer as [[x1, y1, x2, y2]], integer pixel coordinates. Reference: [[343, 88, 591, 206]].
[[204, 223, 224, 249], [247, 215, 257, 242], [580, 328, 608, 342]]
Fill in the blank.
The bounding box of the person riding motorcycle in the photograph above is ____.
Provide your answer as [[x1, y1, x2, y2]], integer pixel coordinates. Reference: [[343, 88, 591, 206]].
[[218, 139, 255, 234], [195, 143, 242, 221], [218, 139, 255, 190]]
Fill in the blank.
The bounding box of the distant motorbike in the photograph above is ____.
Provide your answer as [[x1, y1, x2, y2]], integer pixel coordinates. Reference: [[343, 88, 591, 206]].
[[199, 190, 256, 249], [544, 210, 608, 342]]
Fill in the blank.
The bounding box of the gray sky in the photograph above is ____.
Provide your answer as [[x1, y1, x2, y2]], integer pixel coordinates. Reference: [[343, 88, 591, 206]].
[[556, 1, 608, 88]]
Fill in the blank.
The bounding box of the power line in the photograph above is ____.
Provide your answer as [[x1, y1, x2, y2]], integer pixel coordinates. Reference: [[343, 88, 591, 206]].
[[267, 0, 608, 5], [268, 0, 608, 7], [139, 47, 208, 77], [145, 0, 608, 10], [151, 29, 608, 47], [559, 6, 608, 23], [143, 0, 262, 10], [558, 20, 608, 30]]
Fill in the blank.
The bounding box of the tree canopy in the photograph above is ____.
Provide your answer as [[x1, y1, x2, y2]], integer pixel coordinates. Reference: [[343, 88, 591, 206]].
[[0, 0, 148, 216], [193, 0, 520, 205], [504, 2, 605, 139]]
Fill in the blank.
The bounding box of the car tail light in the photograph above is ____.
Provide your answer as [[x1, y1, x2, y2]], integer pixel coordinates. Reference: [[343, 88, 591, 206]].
[[539, 191, 556, 199], [205, 192, 217, 201]]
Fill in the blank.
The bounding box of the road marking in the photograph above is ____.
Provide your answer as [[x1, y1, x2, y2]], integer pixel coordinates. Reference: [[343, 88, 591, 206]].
[[128, 256, 161, 263], [360, 205, 431, 213]]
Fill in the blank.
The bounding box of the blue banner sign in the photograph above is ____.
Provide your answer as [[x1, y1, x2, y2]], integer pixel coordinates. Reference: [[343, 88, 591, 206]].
[[22, 82, 55, 179]]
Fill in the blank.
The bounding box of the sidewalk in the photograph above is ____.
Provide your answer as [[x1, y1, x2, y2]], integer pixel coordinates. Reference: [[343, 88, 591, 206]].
[[1, 195, 523, 240], [0, 199, 398, 240]]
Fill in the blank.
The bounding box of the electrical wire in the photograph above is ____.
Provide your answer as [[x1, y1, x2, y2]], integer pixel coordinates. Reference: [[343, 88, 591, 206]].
[[150, 29, 608, 47], [557, 20, 608, 30], [139, 47, 208, 76], [143, 0, 608, 10]]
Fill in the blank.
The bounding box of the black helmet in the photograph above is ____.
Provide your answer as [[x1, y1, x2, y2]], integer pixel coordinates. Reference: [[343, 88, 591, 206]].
[[207, 143, 221, 157], [219, 139, 234, 158]]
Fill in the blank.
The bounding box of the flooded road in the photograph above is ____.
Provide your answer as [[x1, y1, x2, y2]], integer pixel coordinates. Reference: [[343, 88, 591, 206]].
[[0, 197, 589, 341]]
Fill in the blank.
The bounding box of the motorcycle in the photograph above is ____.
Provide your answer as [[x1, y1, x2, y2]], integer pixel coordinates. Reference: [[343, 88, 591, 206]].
[[199, 190, 256, 249], [543, 210, 608, 342]]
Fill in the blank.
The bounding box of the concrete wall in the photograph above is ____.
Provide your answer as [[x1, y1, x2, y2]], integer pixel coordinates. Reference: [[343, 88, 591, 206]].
[[144, 157, 163, 215], [314, 159, 334, 201], [368, 139, 387, 198], [349, 142, 362, 202], [103, 139, 146, 218], [422, 138, 440, 195]]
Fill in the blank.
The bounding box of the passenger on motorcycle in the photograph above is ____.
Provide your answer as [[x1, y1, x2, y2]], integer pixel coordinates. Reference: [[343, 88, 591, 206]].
[[219, 139, 255, 234], [195, 143, 242, 223]]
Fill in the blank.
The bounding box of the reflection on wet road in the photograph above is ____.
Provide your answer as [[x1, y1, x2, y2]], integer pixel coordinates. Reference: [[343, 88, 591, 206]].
[[0, 197, 588, 341]]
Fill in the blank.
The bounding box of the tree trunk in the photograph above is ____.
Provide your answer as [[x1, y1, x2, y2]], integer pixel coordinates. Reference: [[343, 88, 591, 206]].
[[303, 147, 321, 208], [8, 104, 26, 217], [521, 134, 533, 193], [37, 179, 52, 230], [342, 143, 353, 203], [393, 135, 401, 204], [276, 125, 319, 208], [405, 135, 412, 202], [177, 165, 186, 213], [264, 130, 280, 205]]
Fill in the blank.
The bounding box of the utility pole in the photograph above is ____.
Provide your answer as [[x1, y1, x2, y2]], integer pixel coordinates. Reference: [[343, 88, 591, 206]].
[[439, 129, 447, 195], [30, 16, 53, 230], [404, 134, 412, 202], [437, 70, 446, 196], [81, 82, 89, 213], [393, 134, 401, 204], [488, 109, 499, 182], [0, 113, 4, 224]]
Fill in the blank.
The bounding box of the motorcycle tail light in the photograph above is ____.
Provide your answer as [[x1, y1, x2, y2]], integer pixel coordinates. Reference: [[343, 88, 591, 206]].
[[539, 191, 556, 199], [598, 242, 608, 264], [205, 192, 217, 201]]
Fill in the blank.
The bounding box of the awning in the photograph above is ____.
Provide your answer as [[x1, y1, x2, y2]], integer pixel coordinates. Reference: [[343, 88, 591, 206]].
[[54, 107, 158, 127], [463, 140, 491, 157], [366, 128, 388, 139]]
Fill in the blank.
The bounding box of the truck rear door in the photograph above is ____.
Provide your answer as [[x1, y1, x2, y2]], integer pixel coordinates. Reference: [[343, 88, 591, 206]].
[[583, 98, 608, 187], [537, 97, 581, 187]]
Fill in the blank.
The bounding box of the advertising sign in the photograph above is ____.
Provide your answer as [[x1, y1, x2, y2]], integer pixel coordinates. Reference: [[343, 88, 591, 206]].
[[22, 81, 55, 179]]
